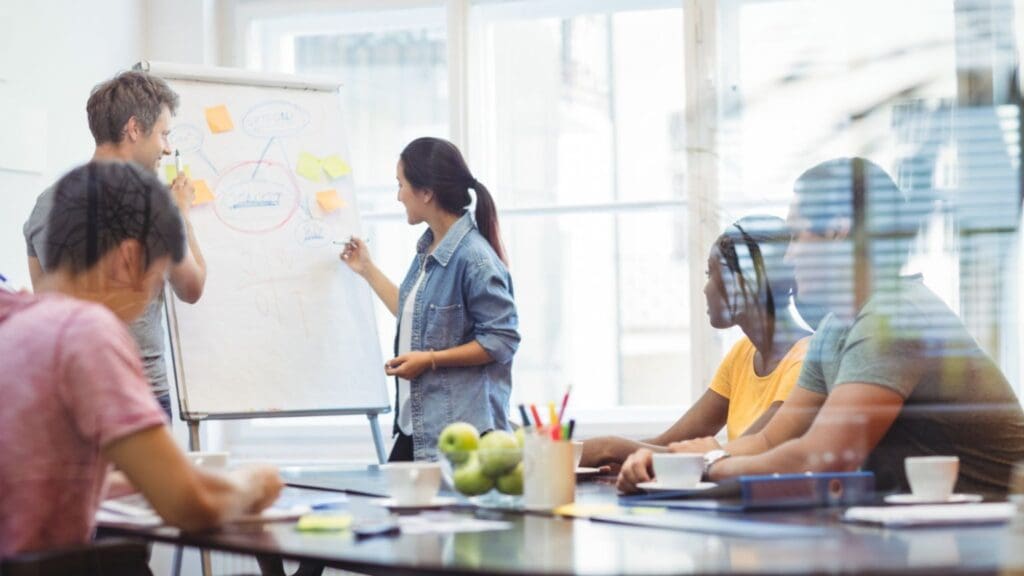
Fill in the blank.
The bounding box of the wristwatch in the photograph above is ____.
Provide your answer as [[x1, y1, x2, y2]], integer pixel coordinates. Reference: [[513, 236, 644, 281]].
[[703, 449, 731, 477]]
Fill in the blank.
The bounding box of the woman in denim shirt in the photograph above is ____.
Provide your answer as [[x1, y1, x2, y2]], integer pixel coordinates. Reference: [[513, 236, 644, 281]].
[[341, 137, 520, 461]]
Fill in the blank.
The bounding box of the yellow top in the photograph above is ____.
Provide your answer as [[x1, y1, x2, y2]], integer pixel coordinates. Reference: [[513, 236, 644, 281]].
[[709, 336, 810, 440]]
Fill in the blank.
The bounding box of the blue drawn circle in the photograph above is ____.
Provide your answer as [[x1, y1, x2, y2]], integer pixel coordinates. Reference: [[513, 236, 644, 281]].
[[242, 101, 311, 138], [294, 220, 330, 248], [168, 124, 204, 153]]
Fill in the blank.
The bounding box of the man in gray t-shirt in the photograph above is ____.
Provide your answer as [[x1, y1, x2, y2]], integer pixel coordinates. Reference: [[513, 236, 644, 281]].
[[618, 157, 1024, 495], [24, 72, 207, 419], [797, 274, 1024, 494]]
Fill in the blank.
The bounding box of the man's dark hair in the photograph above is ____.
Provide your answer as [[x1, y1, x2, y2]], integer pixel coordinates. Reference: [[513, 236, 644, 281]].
[[86, 71, 179, 145], [45, 161, 186, 274]]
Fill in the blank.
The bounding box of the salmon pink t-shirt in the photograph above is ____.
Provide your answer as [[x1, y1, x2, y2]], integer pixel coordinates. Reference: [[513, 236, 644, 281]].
[[0, 291, 166, 555]]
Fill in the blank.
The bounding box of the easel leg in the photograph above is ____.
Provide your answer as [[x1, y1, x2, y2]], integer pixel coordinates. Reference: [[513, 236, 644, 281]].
[[188, 421, 201, 451], [368, 414, 387, 464], [186, 421, 212, 576]]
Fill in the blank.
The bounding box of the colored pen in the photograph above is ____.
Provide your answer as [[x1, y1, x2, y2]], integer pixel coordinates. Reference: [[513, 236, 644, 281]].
[[174, 149, 183, 174], [548, 402, 559, 429], [334, 235, 371, 246], [530, 404, 543, 429], [567, 419, 576, 440], [518, 404, 531, 427], [558, 384, 572, 421]]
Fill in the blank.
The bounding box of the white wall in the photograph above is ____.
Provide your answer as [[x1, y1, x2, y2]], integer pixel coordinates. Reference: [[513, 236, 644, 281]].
[[0, 0, 145, 289]]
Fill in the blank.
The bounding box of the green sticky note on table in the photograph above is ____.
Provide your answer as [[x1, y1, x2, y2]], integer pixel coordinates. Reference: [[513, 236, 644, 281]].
[[164, 164, 192, 184], [296, 513, 352, 532], [296, 152, 323, 182], [322, 155, 352, 179]]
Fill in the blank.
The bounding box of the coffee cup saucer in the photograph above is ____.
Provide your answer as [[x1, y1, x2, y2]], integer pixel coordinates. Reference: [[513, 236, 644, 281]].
[[636, 480, 716, 493], [883, 493, 983, 505], [376, 496, 459, 510]]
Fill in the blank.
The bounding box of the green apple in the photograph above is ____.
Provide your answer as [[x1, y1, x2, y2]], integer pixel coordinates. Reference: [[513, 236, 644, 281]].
[[453, 453, 494, 496], [495, 462, 524, 495], [514, 427, 525, 448], [478, 430, 520, 477], [438, 422, 480, 464]]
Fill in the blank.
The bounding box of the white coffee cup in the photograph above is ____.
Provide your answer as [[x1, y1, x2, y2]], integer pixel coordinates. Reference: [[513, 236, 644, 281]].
[[652, 453, 704, 489], [572, 441, 584, 470], [186, 451, 229, 469], [905, 455, 959, 500], [381, 462, 442, 505]]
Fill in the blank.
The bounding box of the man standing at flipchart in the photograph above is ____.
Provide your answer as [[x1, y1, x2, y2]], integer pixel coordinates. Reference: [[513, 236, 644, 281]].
[[23, 71, 208, 420]]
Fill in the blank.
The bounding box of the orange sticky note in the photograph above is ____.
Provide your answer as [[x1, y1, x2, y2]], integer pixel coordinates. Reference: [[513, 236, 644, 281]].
[[193, 180, 214, 206], [316, 189, 345, 213], [204, 105, 234, 133], [322, 155, 352, 179]]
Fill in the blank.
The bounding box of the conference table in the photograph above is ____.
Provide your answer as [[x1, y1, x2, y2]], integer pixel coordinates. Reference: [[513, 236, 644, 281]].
[[101, 465, 1024, 575]]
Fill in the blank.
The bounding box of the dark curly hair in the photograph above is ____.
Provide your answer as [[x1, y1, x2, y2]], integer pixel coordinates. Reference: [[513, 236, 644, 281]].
[[45, 161, 185, 274]]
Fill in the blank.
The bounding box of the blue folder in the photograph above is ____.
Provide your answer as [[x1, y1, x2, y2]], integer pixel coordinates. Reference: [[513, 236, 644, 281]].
[[619, 471, 875, 511]]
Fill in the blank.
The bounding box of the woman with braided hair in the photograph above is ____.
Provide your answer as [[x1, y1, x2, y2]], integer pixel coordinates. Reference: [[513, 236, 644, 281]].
[[582, 215, 812, 480]]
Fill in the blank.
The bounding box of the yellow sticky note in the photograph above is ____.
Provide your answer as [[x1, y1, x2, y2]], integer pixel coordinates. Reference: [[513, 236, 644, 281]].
[[164, 164, 192, 184], [316, 189, 345, 213], [553, 503, 621, 518], [193, 180, 214, 206], [204, 105, 234, 133], [322, 155, 352, 179], [296, 152, 323, 182], [296, 513, 352, 532]]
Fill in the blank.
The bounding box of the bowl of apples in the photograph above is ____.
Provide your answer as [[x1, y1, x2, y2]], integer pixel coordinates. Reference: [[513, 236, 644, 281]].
[[438, 422, 524, 508]]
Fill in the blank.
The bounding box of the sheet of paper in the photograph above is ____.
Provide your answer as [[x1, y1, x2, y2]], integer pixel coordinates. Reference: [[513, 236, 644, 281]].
[[193, 179, 214, 205], [843, 503, 1014, 527], [316, 189, 345, 213], [296, 152, 323, 182], [97, 488, 335, 527], [322, 155, 352, 179], [397, 512, 511, 534], [205, 105, 234, 133]]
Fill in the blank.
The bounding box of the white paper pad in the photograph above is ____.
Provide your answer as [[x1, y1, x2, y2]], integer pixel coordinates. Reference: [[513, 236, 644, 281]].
[[397, 512, 512, 535], [843, 503, 1015, 527], [97, 489, 330, 527]]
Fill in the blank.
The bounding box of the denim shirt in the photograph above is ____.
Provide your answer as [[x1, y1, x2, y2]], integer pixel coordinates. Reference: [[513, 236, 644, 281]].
[[395, 212, 520, 461]]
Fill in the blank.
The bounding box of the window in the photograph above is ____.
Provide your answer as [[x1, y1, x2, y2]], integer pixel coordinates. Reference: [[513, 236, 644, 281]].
[[469, 1, 690, 408], [223, 0, 1022, 460]]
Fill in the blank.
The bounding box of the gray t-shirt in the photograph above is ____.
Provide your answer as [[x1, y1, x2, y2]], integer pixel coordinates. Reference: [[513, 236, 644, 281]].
[[24, 185, 169, 398], [798, 275, 1024, 494]]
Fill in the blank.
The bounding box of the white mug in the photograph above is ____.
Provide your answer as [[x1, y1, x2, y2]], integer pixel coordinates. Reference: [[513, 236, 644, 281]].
[[905, 455, 959, 500], [652, 453, 704, 489], [381, 462, 442, 505], [572, 441, 584, 470]]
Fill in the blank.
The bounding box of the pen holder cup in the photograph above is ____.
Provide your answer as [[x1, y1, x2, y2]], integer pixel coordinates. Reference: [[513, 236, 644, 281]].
[[523, 434, 576, 511]]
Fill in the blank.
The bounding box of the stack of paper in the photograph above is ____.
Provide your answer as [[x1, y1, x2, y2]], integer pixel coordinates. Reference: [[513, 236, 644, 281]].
[[843, 503, 1015, 527]]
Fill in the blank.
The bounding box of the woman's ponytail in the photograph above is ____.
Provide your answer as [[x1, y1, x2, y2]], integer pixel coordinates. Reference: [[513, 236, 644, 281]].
[[469, 179, 506, 265]]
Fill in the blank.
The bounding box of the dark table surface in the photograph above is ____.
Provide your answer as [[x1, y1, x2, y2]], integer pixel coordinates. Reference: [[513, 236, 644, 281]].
[[101, 465, 1024, 575]]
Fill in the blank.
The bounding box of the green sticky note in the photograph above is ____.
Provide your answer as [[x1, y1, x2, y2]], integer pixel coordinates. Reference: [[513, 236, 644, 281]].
[[322, 155, 352, 179], [296, 513, 353, 532], [296, 152, 323, 182], [164, 164, 192, 184]]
